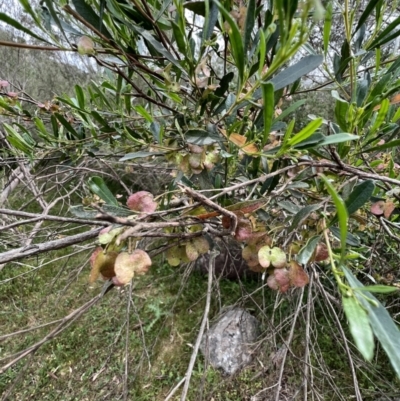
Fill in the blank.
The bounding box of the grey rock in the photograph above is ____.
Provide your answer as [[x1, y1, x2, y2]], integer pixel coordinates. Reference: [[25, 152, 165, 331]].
[[200, 307, 260, 375]]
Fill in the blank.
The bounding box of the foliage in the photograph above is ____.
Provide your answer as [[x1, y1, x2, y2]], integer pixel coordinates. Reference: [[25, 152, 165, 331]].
[[1, 0, 400, 399]]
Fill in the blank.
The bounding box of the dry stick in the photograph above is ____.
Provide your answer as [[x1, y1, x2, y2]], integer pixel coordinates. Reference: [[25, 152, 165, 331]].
[[165, 377, 186, 401], [179, 249, 218, 401], [123, 283, 133, 401], [303, 272, 314, 401], [315, 275, 362, 401], [0, 281, 113, 374], [275, 287, 305, 401], [0, 228, 102, 264]]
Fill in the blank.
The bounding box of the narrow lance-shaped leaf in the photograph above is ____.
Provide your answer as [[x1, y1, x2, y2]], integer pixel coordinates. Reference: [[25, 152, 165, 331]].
[[287, 118, 323, 147], [70, 0, 112, 38], [343, 266, 400, 378], [323, 2, 332, 58], [243, 0, 256, 57], [261, 82, 274, 147], [267, 55, 323, 91], [320, 175, 348, 261], [87, 176, 119, 206], [331, 180, 375, 225], [214, 0, 245, 87], [0, 12, 50, 43], [354, 0, 381, 34]]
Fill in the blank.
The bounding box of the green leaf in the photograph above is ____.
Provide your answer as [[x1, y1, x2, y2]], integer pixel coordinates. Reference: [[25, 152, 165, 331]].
[[42, 0, 67, 39], [185, 129, 221, 145], [343, 266, 400, 378], [87, 176, 119, 206], [363, 139, 400, 153], [286, 118, 323, 147], [345, 180, 375, 216], [273, 99, 306, 122], [202, 0, 219, 43], [317, 133, 359, 146], [171, 21, 187, 54], [133, 105, 153, 123], [243, 0, 256, 56], [267, 55, 323, 91], [320, 175, 348, 260], [289, 204, 321, 232], [367, 15, 400, 50], [330, 227, 360, 247], [135, 26, 186, 74], [0, 12, 49, 43], [261, 82, 274, 147], [214, 0, 245, 87], [355, 285, 400, 294], [333, 92, 349, 132], [323, 2, 332, 58], [70, 0, 112, 38], [3, 123, 34, 155], [298, 236, 320, 265], [75, 85, 85, 109], [354, 0, 381, 33], [370, 98, 389, 135], [342, 295, 374, 361], [55, 113, 81, 140]]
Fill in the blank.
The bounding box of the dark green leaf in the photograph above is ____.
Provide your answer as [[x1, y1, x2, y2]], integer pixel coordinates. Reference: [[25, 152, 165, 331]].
[[70, 0, 112, 38], [261, 82, 274, 147], [343, 266, 400, 377], [87, 176, 119, 206], [243, 0, 256, 56], [171, 21, 187, 54], [55, 113, 81, 140], [345, 180, 375, 215], [354, 0, 381, 33], [75, 85, 85, 109], [367, 15, 400, 50], [0, 12, 49, 43], [214, 1, 245, 86]]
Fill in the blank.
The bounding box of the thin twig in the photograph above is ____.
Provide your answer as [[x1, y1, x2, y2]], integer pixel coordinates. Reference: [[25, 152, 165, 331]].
[[303, 272, 314, 401], [179, 249, 219, 401], [275, 287, 305, 401]]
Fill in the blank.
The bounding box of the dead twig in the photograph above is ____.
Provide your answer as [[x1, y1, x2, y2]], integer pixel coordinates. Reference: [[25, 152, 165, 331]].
[[179, 248, 218, 401]]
